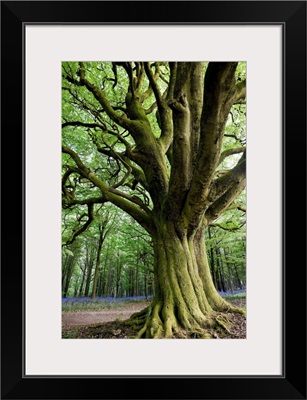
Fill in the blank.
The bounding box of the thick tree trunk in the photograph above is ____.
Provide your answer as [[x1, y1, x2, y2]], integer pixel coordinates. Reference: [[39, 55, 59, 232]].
[[131, 221, 244, 338]]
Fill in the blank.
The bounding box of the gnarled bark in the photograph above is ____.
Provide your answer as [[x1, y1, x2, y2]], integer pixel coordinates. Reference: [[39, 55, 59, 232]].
[[131, 221, 244, 338]]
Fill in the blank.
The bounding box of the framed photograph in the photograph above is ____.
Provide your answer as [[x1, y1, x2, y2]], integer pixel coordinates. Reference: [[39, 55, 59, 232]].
[[1, 1, 306, 399]]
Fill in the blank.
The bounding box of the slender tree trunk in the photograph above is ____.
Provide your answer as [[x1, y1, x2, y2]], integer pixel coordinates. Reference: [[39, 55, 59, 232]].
[[91, 232, 104, 299], [208, 227, 218, 289], [101, 260, 107, 296], [135, 261, 139, 297], [224, 248, 234, 292], [144, 270, 148, 298], [115, 261, 122, 298], [84, 249, 95, 297], [215, 247, 226, 292], [63, 256, 75, 298], [78, 265, 86, 296], [107, 267, 114, 297], [62, 254, 69, 291], [234, 264, 243, 289], [129, 268, 134, 297], [73, 276, 80, 297]]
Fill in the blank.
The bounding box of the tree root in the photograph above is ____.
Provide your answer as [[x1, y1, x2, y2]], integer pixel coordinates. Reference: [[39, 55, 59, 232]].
[[130, 306, 150, 320], [228, 305, 246, 317], [215, 314, 232, 335], [214, 298, 246, 317], [128, 303, 242, 339]]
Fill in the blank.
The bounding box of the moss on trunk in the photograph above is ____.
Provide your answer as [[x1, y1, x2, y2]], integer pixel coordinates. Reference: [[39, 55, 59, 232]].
[[130, 222, 245, 338]]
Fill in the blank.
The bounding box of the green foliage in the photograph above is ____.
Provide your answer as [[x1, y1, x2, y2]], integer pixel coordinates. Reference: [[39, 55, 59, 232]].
[[63, 248, 74, 257], [223, 294, 246, 300]]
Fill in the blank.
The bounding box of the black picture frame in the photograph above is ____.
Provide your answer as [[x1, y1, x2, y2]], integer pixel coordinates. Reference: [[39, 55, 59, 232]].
[[1, 1, 306, 399]]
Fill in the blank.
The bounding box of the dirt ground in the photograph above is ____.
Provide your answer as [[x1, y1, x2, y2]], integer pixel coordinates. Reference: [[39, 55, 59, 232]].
[[62, 301, 150, 328], [62, 298, 246, 339]]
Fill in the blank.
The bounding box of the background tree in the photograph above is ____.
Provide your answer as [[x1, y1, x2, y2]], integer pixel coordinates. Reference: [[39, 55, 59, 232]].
[[62, 240, 81, 298], [206, 190, 246, 292], [62, 61, 246, 338], [62, 204, 154, 298]]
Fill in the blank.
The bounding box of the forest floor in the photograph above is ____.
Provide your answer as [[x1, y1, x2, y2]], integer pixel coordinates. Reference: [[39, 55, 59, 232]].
[[62, 298, 246, 339]]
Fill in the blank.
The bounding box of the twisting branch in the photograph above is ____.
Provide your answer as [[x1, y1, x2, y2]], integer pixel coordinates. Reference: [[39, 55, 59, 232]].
[[166, 62, 177, 101], [62, 144, 153, 233], [209, 221, 245, 232], [219, 146, 246, 165], [64, 62, 131, 131], [63, 85, 106, 124], [145, 102, 157, 115], [63, 197, 107, 208], [98, 134, 133, 189], [109, 187, 152, 215], [140, 63, 161, 101], [144, 62, 163, 108], [62, 166, 81, 202], [62, 121, 106, 130], [143, 62, 173, 150], [125, 161, 148, 191], [224, 133, 245, 143], [233, 80, 246, 103], [135, 62, 145, 92], [225, 202, 246, 212], [208, 152, 246, 204], [205, 177, 246, 225], [63, 204, 94, 246]]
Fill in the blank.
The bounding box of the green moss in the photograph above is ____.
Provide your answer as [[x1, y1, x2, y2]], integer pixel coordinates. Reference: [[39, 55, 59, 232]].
[[125, 92, 149, 123]]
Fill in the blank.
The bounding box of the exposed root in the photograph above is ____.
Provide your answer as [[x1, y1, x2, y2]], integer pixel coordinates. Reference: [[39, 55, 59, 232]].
[[128, 296, 245, 339], [135, 321, 148, 338], [212, 297, 246, 317], [225, 304, 246, 317], [129, 303, 241, 339], [130, 306, 150, 320], [215, 314, 232, 335], [189, 329, 212, 339]]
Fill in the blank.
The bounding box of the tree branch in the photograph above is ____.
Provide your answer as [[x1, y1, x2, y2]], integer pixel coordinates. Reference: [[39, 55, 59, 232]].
[[62, 144, 153, 232], [205, 177, 246, 225], [140, 63, 161, 101], [183, 62, 240, 231], [225, 202, 246, 212], [62, 166, 81, 203], [109, 187, 152, 215], [62, 121, 106, 130], [165, 63, 204, 221], [64, 204, 94, 246], [63, 197, 107, 208], [135, 62, 145, 92], [144, 62, 163, 108], [209, 221, 245, 232], [219, 146, 246, 165], [208, 152, 246, 205], [166, 62, 177, 101], [144, 62, 173, 150], [233, 79, 246, 103], [72, 62, 133, 131], [145, 102, 157, 115]]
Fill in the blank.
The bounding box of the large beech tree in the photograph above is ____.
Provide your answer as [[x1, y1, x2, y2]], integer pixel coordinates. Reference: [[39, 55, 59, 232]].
[[62, 61, 246, 338]]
